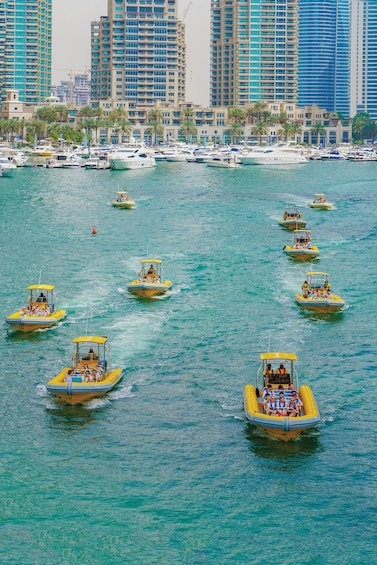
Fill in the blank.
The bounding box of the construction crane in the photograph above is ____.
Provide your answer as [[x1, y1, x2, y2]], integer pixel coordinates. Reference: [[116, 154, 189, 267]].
[[182, 1, 192, 22]]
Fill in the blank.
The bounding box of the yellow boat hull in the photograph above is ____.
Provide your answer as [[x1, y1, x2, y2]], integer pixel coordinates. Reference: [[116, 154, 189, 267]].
[[111, 200, 135, 209], [127, 280, 172, 298], [46, 367, 123, 405], [279, 220, 307, 230], [284, 245, 319, 260], [309, 203, 332, 210], [295, 293, 345, 312], [244, 384, 320, 441], [5, 309, 67, 332]]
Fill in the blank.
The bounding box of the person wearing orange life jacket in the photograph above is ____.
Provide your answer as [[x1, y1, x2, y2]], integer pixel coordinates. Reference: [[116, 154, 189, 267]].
[[277, 363, 288, 375]]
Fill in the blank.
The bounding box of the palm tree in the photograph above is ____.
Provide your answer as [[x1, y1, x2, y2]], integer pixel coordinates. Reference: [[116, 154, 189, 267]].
[[252, 121, 269, 145], [56, 105, 70, 123], [291, 122, 303, 144], [179, 120, 197, 142], [311, 122, 327, 146], [148, 108, 163, 123], [145, 121, 164, 145], [181, 107, 194, 121], [25, 120, 45, 144], [3, 119, 20, 143], [278, 123, 294, 142], [34, 107, 59, 123], [226, 123, 243, 144], [78, 106, 95, 119], [114, 118, 132, 144], [228, 107, 245, 125], [109, 107, 129, 122], [251, 101, 267, 122]]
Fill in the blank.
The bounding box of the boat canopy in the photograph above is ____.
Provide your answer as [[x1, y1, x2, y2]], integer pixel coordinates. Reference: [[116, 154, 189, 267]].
[[314, 193, 325, 197], [294, 229, 310, 234], [260, 352, 297, 361], [140, 259, 162, 264], [72, 336, 108, 344], [306, 271, 330, 277], [116, 191, 128, 195], [27, 284, 55, 291]]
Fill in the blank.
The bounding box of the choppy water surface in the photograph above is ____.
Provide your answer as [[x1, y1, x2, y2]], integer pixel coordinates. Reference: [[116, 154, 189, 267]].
[[0, 160, 376, 564]]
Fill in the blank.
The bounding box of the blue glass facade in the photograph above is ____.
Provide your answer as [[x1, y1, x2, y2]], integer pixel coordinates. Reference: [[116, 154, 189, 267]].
[[298, 0, 350, 117], [357, 1, 377, 120], [0, 0, 52, 104], [211, 0, 298, 107]]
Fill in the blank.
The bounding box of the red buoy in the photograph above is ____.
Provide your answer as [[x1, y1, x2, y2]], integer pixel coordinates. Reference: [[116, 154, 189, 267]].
[[92, 225, 97, 234]]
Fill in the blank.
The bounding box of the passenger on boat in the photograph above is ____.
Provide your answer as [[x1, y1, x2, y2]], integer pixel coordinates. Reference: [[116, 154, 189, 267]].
[[264, 394, 277, 415], [277, 392, 288, 416], [324, 280, 331, 290], [277, 364, 288, 375], [87, 348, 98, 360], [37, 293, 47, 303], [65, 369, 73, 382], [302, 281, 309, 298], [262, 384, 274, 398], [264, 364, 274, 378], [84, 370, 92, 383], [283, 212, 288, 220], [287, 392, 303, 417]]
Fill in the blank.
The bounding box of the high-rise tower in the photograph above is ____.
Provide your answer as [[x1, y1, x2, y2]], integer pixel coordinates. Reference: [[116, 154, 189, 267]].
[[350, 0, 377, 120], [210, 0, 299, 107], [0, 0, 52, 104], [91, 0, 186, 106], [298, 0, 350, 118]]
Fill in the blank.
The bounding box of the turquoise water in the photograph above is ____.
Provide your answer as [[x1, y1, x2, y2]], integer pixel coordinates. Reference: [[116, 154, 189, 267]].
[[0, 161, 376, 564]]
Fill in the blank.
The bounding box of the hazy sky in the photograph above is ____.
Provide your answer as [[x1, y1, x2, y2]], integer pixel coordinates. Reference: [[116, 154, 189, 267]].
[[52, 0, 210, 106]]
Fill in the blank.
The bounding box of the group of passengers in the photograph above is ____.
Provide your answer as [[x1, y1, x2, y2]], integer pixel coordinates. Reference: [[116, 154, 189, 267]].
[[261, 364, 303, 417], [283, 211, 301, 221], [301, 281, 331, 299], [143, 264, 159, 282], [65, 362, 105, 383], [21, 293, 51, 317], [294, 236, 311, 249]]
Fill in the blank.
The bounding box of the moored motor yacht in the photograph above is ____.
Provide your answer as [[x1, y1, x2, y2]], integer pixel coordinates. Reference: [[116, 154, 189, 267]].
[[109, 144, 156, 170], [0, 154, 17, 176], [239, 144, 307, 165]]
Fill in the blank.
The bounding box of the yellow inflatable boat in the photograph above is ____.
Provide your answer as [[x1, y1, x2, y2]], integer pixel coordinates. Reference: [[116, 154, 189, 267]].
[[283, 230, 319, 260], [295, 272, 345, 313], [279, 207, 307, 230], [128, 259, 172, 298], [5, 284, 66, 333], [46, 336, 123, 405], [244, 352, 320, 441]]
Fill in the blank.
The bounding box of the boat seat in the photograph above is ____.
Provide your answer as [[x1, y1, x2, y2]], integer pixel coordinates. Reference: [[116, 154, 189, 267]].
[[268, 373, 290, 385]]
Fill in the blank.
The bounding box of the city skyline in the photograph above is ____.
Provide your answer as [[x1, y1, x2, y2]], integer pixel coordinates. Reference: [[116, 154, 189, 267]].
[[52, 0, 210, 106]]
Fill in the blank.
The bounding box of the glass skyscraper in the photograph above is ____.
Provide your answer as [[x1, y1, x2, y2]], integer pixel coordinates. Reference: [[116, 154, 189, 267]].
[[298, 0, 350, 117], [210, 0, 298, 107], [91, 0, 186, 106], [351, 0, 377, 120], [0, 0, 52, 104]]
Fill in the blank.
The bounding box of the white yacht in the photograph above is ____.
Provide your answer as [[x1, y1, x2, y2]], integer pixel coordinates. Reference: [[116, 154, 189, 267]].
[[0, 154, 17, 176], [239, 145, 307, 165], [207, 152, 240, 168], [109, 145, 156, 170], [163, 147, 195, 162]]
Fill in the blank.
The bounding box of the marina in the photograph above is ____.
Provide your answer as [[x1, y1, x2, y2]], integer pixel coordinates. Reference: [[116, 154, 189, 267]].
[[0, 159, 376, 562]]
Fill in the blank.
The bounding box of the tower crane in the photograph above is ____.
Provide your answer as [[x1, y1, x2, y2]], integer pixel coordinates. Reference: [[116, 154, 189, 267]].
[[182, 1, 192, 22]]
